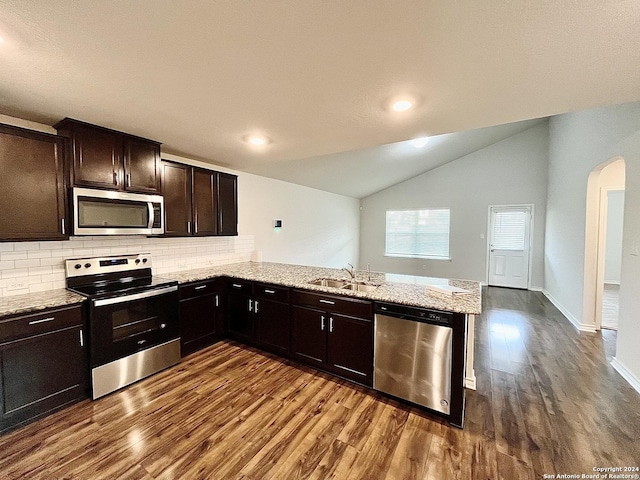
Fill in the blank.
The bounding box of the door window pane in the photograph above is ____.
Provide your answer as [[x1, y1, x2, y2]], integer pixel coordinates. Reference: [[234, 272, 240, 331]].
[[492, 210, 526, 250]]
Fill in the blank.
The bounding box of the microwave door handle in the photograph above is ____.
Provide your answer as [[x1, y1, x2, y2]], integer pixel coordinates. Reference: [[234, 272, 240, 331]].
[[148, 202, 154, 229], [92, 285, 178, 307]]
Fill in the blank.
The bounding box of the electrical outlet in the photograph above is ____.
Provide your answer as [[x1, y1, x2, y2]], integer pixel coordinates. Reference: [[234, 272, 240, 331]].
[[7, 281, 28, 291]]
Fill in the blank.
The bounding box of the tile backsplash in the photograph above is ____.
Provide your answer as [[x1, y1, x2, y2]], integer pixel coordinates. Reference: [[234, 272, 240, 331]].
[[0, 235, 255, 298]]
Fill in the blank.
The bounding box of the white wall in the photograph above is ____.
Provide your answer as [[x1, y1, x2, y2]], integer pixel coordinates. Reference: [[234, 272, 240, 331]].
[[545, 101, 640, 389], [359, 122, 549, 287], [604, 190, 624, 284], [163, 153, 361, 269]]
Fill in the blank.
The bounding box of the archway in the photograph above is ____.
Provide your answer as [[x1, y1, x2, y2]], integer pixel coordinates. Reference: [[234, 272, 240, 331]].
[[582, 157, 626, 330]]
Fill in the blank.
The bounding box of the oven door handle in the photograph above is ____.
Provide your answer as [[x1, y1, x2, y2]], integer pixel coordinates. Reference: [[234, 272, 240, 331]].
[[92, 285, 178, 307]]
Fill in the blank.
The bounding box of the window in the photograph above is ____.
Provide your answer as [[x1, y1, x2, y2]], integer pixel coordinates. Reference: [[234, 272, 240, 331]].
[[385, 209, 450, 259]]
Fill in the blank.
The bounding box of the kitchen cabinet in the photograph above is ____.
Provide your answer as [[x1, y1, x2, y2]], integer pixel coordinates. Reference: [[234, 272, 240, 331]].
[[291, 290, 373, 386], [0, 123, 68, 241], [226, 280, 255, 343], [0, 305, 88, 433], [179, 279, 224, 356], [161, 160, 238, 237], [254, 283, 290, 357], [55, 118, 161, 194], [217, 172, 238, 236]]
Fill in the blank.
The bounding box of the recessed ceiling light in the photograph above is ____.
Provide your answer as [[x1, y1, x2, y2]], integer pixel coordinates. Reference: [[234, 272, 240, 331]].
[[412, 136, 430, 148], [244, 134, 271, 147], [392, 99, 413, 112]]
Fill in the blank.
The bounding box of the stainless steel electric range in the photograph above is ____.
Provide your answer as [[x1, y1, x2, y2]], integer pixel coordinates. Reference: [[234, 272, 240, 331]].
[[65, 253, 180, 399]]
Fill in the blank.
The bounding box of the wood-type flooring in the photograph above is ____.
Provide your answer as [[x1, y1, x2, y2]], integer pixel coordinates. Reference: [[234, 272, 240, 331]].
[[1, 287, 639, 479]]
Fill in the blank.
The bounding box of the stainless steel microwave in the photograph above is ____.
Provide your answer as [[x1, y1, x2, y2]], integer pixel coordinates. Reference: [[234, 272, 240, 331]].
[[72, 187, 164, 236]]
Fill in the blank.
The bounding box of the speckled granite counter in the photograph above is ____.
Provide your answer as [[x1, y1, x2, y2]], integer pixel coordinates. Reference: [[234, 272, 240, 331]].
[[163, 262, 482, 315], [0, 289, 86, 318]]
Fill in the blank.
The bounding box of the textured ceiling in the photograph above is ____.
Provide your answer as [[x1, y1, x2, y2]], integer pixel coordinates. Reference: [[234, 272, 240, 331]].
[[0, 1, 639, 197]]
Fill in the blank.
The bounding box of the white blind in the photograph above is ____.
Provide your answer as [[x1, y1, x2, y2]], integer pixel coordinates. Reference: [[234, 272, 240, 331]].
[[492, 210, 526, 250], [385, 209, 450, 259]]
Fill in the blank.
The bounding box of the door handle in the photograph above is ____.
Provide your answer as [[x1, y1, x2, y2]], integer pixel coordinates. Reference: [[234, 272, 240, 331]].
[[249, 299, 253, 312], [255, 301, 259, 314], [321, 315, 325, 331], [329, 317, 334, 333]]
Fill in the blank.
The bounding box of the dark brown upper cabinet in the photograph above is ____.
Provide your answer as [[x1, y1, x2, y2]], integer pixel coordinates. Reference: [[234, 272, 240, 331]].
[[161, 159, 238, 237], [55, 118, 161, 194], [0, 123, 68, 241]]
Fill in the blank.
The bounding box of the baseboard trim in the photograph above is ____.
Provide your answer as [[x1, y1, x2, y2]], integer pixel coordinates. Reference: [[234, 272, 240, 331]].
[[529, 286, 543, 292], [542, 289, 597, 333], [611, 357, 640, 395]]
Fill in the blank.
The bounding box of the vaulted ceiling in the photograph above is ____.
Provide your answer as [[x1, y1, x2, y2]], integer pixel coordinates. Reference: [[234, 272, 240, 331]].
[[1, 1, 639, 197]]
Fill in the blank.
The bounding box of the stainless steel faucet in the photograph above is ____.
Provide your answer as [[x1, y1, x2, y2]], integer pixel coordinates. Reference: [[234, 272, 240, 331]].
[[342, 263, 356, 281]]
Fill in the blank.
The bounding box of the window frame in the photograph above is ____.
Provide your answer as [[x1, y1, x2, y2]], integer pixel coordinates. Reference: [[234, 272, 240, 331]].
[[384, 208, 452, 261]]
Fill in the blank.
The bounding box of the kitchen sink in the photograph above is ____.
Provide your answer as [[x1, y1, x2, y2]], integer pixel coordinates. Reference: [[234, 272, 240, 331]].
[[308, 278, 380, 292], [342, 282, 379, 292], [308, 278, 350, 288]]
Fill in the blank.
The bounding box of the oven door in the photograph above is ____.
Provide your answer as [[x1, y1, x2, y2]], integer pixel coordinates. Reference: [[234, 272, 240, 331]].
[[89, 285, 179, 367]]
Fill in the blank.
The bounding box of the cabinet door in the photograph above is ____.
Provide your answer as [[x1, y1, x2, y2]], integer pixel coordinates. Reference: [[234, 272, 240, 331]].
[[327, 314, 373, 386], [124, 138, 160, 193], [0, 124, 67, 241], [71, 126, 122, 189], [162, 161, 192, 236], [291, 306, 326, 367], [217, 172, 238, 236], [0, 326, 87, 433], [180, 292, 221, 356], [192, 168, 218, 236], [227, 291, 254, 343], [256, 299, 289, 357]]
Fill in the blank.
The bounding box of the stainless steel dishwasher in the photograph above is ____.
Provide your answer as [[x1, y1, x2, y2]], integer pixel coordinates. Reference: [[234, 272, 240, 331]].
[[374, 302, 453, 415]]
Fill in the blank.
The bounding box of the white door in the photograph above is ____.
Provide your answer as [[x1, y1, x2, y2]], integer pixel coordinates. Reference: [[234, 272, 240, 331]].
[[488, 206, 532, 289]]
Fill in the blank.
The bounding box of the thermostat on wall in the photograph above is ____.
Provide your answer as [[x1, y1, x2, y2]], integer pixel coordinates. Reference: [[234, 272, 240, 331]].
[[273, 219, 282, 229]]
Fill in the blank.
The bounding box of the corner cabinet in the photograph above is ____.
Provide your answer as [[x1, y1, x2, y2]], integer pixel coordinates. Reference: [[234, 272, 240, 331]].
[[161, 159, 238, 237], [0, 123, 68, 241], [0, 305, 88, 434], [55, 118, 161, 194]]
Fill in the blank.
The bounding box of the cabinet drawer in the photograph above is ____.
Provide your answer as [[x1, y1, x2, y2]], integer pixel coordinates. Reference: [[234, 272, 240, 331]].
[[179, 280, 217, 300], [227, 279, 252, 294], [0, 305, 83, 343], [254, 283, 289, 303], [291, 290, 372, 319]]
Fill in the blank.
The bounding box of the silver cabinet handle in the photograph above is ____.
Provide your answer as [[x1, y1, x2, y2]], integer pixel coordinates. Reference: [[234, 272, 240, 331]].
[[137, 339, 147, 345], [329, 317, 334, 333], [187, 221, 191, 233], [79, 329, 84, 347], [319, 299, 335, 305], [249, 299, 253, 312], [321, 315, 325, 331], [29, 317, 55, 325], [232, 283, 242, 288], [195, 285, 207, 290], [61, 218, 66, 235], [215, 295, 219, 307], [264, 289, 275, 294], [255, 301, 259, 314]]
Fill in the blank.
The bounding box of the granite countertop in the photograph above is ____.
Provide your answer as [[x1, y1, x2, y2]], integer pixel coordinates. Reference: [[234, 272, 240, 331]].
[[163, 262, 482, 315], [0, 289, 86, 318]]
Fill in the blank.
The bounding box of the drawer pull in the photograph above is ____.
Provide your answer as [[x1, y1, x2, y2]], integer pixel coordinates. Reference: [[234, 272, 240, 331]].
[[195, 285, 207, 290], [137, 339, 147, 345], [319, 299, 335, 305], [232, 283, 242, 288], [28, 317, 55, 325], [264, 289, 275, 294]]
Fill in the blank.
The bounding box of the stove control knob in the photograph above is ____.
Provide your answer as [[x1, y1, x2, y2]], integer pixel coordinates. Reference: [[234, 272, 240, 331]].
[[142, 258, 148, 263], [135, 259, 141, 264], [74, 264, 82, 270], [84, 263, 91, 269]]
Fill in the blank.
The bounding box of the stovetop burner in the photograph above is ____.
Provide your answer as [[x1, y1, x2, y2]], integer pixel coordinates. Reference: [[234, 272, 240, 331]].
[[65, 253, 177, 299]]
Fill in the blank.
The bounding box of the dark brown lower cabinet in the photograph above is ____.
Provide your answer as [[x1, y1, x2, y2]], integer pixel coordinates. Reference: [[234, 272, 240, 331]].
[[227, 281, 255, 343], [179, 280, 223, 356], [254, 284, 290, 357], [291, 297, 373, 387], [0, 306, 87, 434], [291, 306, 326, 366]]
